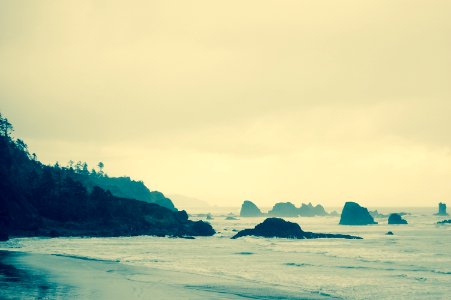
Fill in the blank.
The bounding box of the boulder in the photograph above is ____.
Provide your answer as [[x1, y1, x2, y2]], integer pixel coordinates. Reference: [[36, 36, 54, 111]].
[[239, 200, 263, 217], [388, 213, 408, 224], [437, 219, 451, 224], [386, 231, 394, 235], [268, 202, 299, 217], [339, 202, 377, 225], [231, 218, 362, 240], [435, 202, 448, 216]]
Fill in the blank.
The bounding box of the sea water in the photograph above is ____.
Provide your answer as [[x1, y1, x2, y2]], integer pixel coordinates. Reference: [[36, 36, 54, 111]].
[[1, 207, 450, 299]]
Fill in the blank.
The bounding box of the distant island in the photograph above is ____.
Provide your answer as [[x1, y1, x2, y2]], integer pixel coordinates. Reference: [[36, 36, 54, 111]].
[[0, 113, 215, 241]]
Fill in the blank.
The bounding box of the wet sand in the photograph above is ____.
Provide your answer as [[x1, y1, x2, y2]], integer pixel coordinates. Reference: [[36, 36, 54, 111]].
[[0, 250, 327, 299]]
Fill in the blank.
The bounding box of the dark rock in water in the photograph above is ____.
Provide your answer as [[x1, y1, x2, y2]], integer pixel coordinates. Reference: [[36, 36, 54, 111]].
[[435, 202, 448, 216], [369, 210, 388, 218], [388, 213, 408, 225], [225, 216, 239, 220], [386, 231, 394, 235], [240, 200, 263, 217], [268, 202, 299, 217], [206, 213, 213, 220], [437, 219, 451, 224], [231, 218, 362, 240], [339, 202, 377, 225], [190, 221, 215, 236], [298, 203, 328, 217]]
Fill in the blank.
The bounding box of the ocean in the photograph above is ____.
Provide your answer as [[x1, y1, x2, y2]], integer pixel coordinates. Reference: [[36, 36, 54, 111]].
[[1, 207, 450, 299]]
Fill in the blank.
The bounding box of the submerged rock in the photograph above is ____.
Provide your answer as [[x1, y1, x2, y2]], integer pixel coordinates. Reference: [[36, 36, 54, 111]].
[[435, 202, 448, 216], [231, 218, 362, 240], [339, 202, 377, 225], [437, 219, 451, 224], [268, 202, 299, 217], [388, 213, 408, 224], [225, 216, 239, 220], [386, 231, 394, 235], [240, 200, 263, 217]]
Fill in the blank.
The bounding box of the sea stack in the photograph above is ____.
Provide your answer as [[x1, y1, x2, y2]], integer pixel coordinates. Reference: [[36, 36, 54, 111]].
[[231, 218, 361, 240], [339, 202, 377, 225], [435, 202, 448, 216], [268, 202, 299, 217], [240, 200, 263, 217], [388, 213, 408, 224], [298, 203, 328, 217]]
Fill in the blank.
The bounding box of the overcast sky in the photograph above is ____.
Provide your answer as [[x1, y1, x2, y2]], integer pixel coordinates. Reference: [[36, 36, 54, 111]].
[[1, 1, 450, 207]]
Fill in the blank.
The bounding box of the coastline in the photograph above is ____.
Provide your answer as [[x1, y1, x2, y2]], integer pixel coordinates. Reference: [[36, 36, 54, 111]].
[[0, 250, 329, 300]]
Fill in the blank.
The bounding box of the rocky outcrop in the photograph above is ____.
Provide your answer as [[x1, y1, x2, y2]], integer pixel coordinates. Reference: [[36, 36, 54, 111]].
[[386, 231, 394, 235], [298, 203, 327, 217], [435, 202, 448, 216], [268, 202, 299, 217], [339, 202, 377, 225], [239, 200, 263, 217], [231, 218, 362, 240], [388, 213, 408, 224], [225, 216, 239, 220], [437, 219, 451, 224]]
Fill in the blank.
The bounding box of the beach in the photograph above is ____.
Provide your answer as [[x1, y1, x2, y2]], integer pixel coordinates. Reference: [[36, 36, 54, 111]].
[[0, 250, 325, 300]]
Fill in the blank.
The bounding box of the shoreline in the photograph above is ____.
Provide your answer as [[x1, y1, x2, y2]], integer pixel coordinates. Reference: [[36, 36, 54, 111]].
[[0, 250, 329, 300]]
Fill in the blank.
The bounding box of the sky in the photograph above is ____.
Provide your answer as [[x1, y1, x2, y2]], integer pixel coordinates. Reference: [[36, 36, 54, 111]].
[[1, 1, 450, 207]]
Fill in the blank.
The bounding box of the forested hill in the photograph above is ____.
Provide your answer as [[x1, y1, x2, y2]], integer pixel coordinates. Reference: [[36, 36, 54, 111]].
[[0, 113, 214, 240], [70, 171, 176, 211]]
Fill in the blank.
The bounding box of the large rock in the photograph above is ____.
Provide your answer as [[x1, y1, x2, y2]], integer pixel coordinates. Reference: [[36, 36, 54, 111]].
[[231, 218, 362, 240], [268, 202, 299, 217], [437, 219, 451, 224], [435, 202, 448, 216], [298, 203, 328, 217], [240, 200, 263, 217], [388, 213, 408, 224], [339, 202, 377, 225]]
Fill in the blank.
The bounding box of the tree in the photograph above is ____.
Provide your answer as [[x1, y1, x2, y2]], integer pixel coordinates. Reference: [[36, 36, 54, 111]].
[[0, 113, 13, 137], [97, 162, 104, 175]]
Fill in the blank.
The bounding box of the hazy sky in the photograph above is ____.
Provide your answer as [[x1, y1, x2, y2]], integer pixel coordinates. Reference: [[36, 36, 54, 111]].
[[1, 1, 450, 207]]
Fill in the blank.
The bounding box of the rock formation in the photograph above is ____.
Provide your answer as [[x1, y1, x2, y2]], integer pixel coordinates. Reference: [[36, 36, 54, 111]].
[[386, 231, 394, 235], [339, 202, 377, 225], [268, 202, 299, 217], [239, 200, 263, 217], [298, 203, 328, 217], [437, 219, 451, 224], [231, 218, 362, 240], [435, 202, 448, 216], [388, 213, 408, 224]]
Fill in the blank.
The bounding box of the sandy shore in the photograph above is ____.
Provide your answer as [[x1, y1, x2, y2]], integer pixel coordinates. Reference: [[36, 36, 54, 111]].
[[0, 250, 328, 300]]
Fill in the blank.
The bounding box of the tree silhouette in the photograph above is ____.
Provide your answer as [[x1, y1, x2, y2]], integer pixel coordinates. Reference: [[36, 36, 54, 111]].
[[0, 113, 13, 137]]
